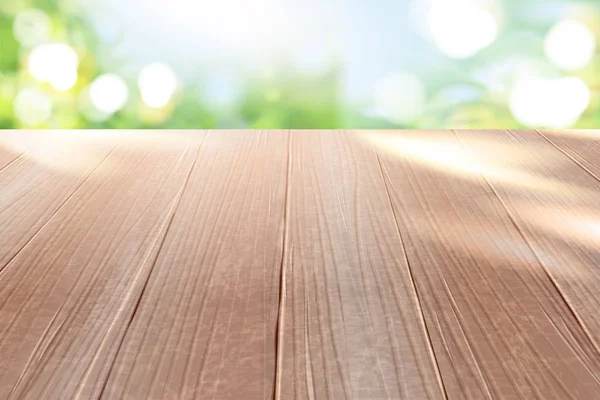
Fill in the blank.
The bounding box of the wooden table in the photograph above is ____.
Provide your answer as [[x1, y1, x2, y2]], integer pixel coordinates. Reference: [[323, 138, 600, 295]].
[[1, 130, 600, 399]]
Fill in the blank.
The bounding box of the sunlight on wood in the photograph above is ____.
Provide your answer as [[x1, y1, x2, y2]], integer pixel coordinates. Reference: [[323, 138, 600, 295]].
[[362, 130, 593, 196]]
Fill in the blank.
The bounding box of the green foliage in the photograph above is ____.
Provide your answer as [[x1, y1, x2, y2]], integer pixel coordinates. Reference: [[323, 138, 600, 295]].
[[0, 1, 599, 129], [0, 14, 19, 72]]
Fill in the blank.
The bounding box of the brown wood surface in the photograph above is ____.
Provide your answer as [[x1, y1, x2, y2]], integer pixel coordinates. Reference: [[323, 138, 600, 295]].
[[457, 129, 600, 356], [0, 131, 201, 399], [373, 130, 600, 399], [1, 130, 600, 399], [276, 131, 444, 399], [0, 131, 36, 171], [0, 132, 115, 270], [101, 131, 288, 400]]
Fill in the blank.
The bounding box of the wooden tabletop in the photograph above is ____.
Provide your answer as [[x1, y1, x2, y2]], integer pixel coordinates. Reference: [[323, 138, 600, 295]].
[[1, 130, 600, 399]]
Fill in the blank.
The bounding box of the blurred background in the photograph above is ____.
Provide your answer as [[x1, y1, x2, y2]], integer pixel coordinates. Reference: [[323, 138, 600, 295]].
[[0, 0, 598, 129]]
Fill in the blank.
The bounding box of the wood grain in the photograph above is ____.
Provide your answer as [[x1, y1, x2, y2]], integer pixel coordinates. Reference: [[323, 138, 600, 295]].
[[0, 131, 201, 399], [276, 131, 445, 399], [374, 130, 600, 399], [101, 131, 288, 400], [0, 132, 115, 270], [0, 131, 37, 171], [457, 129, 600, 354], [2, 130, 600, 399]]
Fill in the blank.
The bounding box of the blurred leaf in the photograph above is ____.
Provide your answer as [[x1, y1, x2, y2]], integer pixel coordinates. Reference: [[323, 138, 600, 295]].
[[0, 14, 19, 72]]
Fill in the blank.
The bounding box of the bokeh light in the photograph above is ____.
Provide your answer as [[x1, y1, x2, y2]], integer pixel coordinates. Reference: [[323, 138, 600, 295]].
[[13, 9, 51, 47], [14, 88, 52, 126], [509, 77, 590, 128], [544, 20, 597, 71], [27, 43, 79, 91], [0, 0, 599, 129], [137, 63, 178, 109], [89, 74, 129, 114], [427, 0, 499, 59]]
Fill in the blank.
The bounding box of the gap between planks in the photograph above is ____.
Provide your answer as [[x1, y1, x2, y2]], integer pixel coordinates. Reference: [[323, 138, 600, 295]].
[[273, 130, 292, 400], [454, 128, 600, 357], [373, 143, 450, 400], [0, 144, 117, 275], [95, 132, 208, 399]]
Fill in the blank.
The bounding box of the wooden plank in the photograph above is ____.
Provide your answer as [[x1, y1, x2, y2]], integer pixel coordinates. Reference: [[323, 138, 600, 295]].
[[0, 131, 37, 170], [457, 129, 600, 352], [372, 130, 600, 399], [101, 131, 288, 400], [537, 130, 600, 181], [276, 131, 445, 399], [0, 132, 115, 270], [0, 131, 201, 399]]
